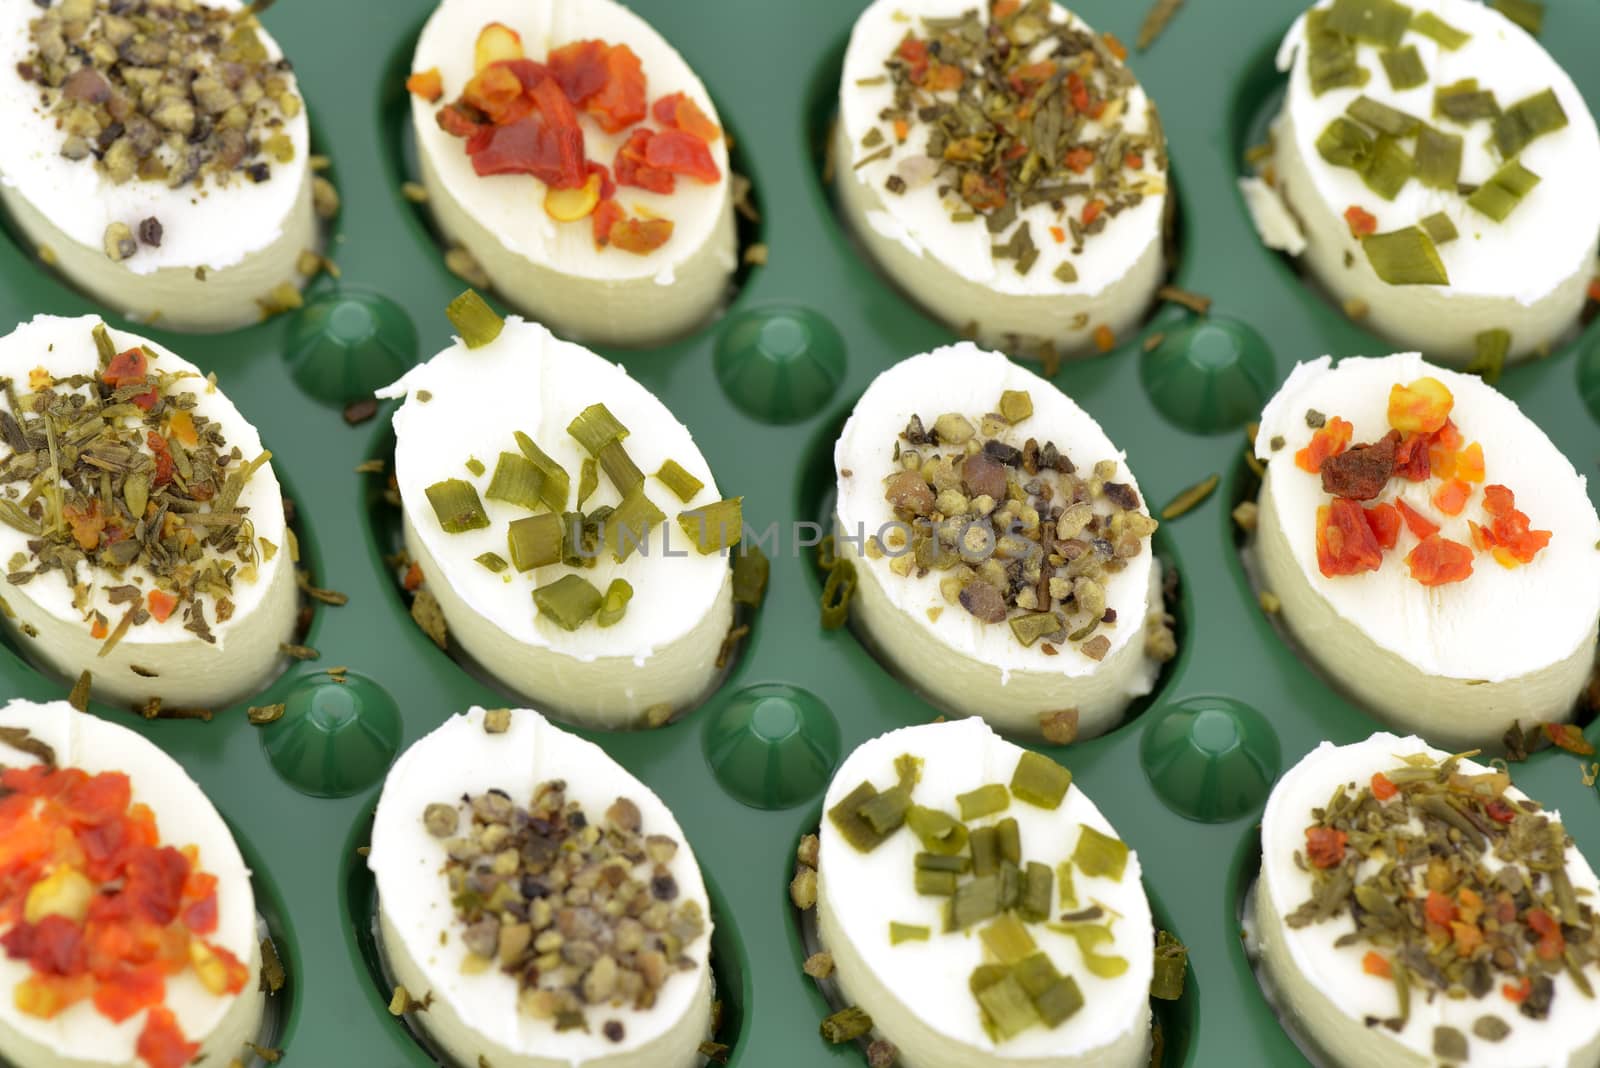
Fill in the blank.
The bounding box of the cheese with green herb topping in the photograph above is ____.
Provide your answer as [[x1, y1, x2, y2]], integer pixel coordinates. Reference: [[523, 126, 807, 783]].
[[1265, 0, 1600, 364]]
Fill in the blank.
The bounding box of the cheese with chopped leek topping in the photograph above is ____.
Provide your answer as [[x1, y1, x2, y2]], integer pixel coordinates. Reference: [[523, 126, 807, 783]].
[[1266, 0, 1600, 364], [818, 718, 1153, 1068]]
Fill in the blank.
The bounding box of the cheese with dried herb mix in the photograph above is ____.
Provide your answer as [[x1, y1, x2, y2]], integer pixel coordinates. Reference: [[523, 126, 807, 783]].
[[0, 315, 296, 711], [409, 0, 736, 347], [818, 718, 1153, 1068], [1255, 733, 1600, 1068], [0, 0, 316, 332], [1262, 0, 1600, 364], [0, 698, 264, 1068], [1252, 353, 1600, 749], [833, 344, 1172, 741], [835, 0, 1168, 357], [379, 316, 733, 729], [369, 706, 712, 1068]]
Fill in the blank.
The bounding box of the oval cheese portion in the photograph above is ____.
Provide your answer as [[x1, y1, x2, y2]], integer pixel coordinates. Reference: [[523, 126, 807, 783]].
[[1269, 0, 1600, 364], [818, 718, 1153, 1068], [834, 343, 1170, 741], [0, 0, 315, 333], [836, 0, 1168, 357], [0, 698, 263, 1068], [410, 0, 736, 348], [369, 705, 713, 1068], [380, 316, 734, 729], [1253, 353, 1600, 748], [0, 314, 296, 711], [1255, 732, 1600, 1068]]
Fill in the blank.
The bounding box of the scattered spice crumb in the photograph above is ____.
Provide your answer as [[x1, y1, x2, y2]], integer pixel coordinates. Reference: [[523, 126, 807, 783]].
[[1161, 473, 1219, 520], [297, 572, 350, 606], [410, 589, 447, 650], [260, 937, 286, 993], [1233, 500, 1260, 532], [867, 1039, 899, 1068], [1157, 284, 1212, 315], [355, 458, 386, 474], [446, 245, 491, 289], [742, 242, 768, 266], [715, 624, 751, 669], [1259, 591, 1282, 614], [698, 1041, 731, 1065], [483, 708, 512, 734], [1040, 707, 1080, 745], [248, 703, 286, 726], [312, 176, 340, 220], [803, 950, 835, 979], [1343, 296, 1370, 320], [401, 181, 429, 203], [280, 642, 319, 661], [643, 702, 674, 728], [1142, 331, 1165, 353], [67, 670, 91, 712], [797, 833, 820, 869], [790, 865, 818, 910], [1137, 0, 1185, 51], [343, 397, 379, 425]]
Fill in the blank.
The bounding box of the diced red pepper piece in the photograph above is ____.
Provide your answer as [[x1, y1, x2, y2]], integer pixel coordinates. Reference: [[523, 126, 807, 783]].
[[461, 63, 530, 126], [406, 68, 443, 102], [146, 589, 177, 624], [1082, 199, 1106, 225], [1432, 478, 1470, 516], [102, 348, 148, 388], [1480, 484, 1552, 565], [643, 128, 721, 183], [1504, 977, 1531, 1003], [1394, 498, 1439, 540], [1542, 722, 1595, 756], [1388, 377, 1453, 434], [93, 961, 165, 1022], [1527, 908, 1565, 961], [1370, 772, 1397, 800], [1589, 278, 1600, 303], [1456, 442, 1484, 482], [608, 217, 674, 255], [547, 39, 611, 104], [1484, 798, 1517, 823], [64, 771, 132, 828], [1092, 325, 1116, 353], [592, 198, 625, 248], [1344, 205, 1377, 237], [1363, 502, 1400, 549], [64, 500, 107, 552], [1405, 534, 1474, 586], [959, 170, 1006, 213], [146, 432, 174, 489], [1007, 61, 1056, 98], [896, 35, 930, 84], [1295, 416, 1353, 474], [1304, 826, 1347, 868], [615, 128, 674, 194], [1424, 889, 1457, 928], [652, 91, 722, 143], [586, 43, 647, 133], [1362, 949, 1391, 977], [469, 77, 586, 190], [1066, 71, 1091, 114], [436, 101, 487, 139], [136, 1006, 198, 1068], [1063, 145, 1094, 173], [1394, 432, 1431, 481], [1102, 31, 1129, 61], [1316, 498, 1384, 578]]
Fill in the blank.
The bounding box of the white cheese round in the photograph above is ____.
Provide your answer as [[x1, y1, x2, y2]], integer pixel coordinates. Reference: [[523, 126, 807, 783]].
[[817, 717, 1153, 1068], [0, 314, 296, 711], [0, 1, 314, 333], [379, 317, 733, 729], [1252, 353, 1600, 749], [1270, 0, 1600, 364], [0, 697, 263, 1068], [369, 705, 713, 1068], [1255, 731, 1600, 1068], [834, 343, 1162, 740], [836, 0, 1167, 357], [411, 0, 736, 348]]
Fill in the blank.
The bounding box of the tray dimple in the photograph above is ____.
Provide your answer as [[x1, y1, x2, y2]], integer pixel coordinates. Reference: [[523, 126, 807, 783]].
[[259, 670, 402, 798], [703, 682, 842, 811], [1140, 318, 1278, 434], [285, 289, 419, 407]]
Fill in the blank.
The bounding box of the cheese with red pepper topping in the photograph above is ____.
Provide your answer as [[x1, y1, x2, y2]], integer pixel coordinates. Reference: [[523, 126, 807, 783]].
[[0, 698, 263, 1068], [1252, 353, 1600, 749], [410, 0, 735, 348]]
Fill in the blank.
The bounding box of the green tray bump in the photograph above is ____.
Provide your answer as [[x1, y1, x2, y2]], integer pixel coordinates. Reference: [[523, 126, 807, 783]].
[[1140, 317, 1277, 434], [714, 304, 846, 424], [1141, 696, 1281, 823], [1580, 333, 1600, 422], [704, 682, 841, 810], [259, 670, 402, 798], [285, 288, 419, 406]]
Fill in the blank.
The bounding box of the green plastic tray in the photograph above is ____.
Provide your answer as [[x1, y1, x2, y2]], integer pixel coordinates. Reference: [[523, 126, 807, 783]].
[[2, 0, 1599, 1065]]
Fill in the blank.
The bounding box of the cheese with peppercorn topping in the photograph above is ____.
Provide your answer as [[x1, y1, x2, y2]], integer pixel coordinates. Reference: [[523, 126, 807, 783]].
[[0, 698, 264, 1068], [0, 315, 296, 712], [1252, 353, 1600, 749], [817, 717, 1154, 1068], [0, 0, 315, 333], [378, 316, 734, 729], [836, 0, 1169, 359], [1264, 0, 1600, 365], [833, 343, 1169, 741], [1254, 732, 1600, 1068], [409, 0, 736, 348], [369, 705, 713, 1068]]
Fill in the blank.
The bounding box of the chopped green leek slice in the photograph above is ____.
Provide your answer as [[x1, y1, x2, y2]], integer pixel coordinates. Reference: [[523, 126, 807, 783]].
[[1376, 45, 1427, 90], [465, 456, 485, 477], [445, 290, 503, 348], [1468, 329, 1510, 385], [1057, 861, 1079, 908], [563, 508, 602, 567], [732, 545, 770, 607], [532, 574, 602, 630], [1151, 930, 1189, 1000], [1014, 952, 1060, 999], [577, 458, 598, 508], [828, 781, 890, 852], [970, 825, 999, 876], [1491, 0, 1543, 35], [1011, 751, 1072, 809], [1493, 88, 1568, 160], [980, 913, 1038, 965], [996, 817, 1021, 866], [895, 753, 920, 789], [1305, 9, 1370, 96], [906, 804, 968, 855], [956, 783, 1010, 821], [1434, 79, 1499, 123], [1020, 861, 1053, 923], [1360, 136, 1415, 200], [819, 1006, 872, 1044], [949, 873, 1003, 930], [915, 869, 958, 895], [1414, 126, 1463, 190], [1030, 973, 1084, 1028], [424, 479, 489, 533], [506, 513, 564, 572], [1362, 228, 1449, 286], [1466, 159, 1540, 222], [998, 860, 1022, 911], [890, 922, 930, 945], [92, 321, 116, 364], [969, 964, 1009, 994], [1346, 95, 1419, 136], [604, 487, 665, 562], [858, 784, 911, 835], [656, 459, 705, 503], [1323, 0, 1412, 46], [1052, 922, 1130, 977], [820, 558, 855, 630], [513, 432, 571, 512], [485, 452, 545, 512], [475, 551, 508, 573], [1008, 611, 1062, 647], [597, 440, 644, 496], [678, 498, 743, 555], [916, 852, 971, 874], [597, 577, 633, 627], [1072, 825, 1130, 881], [1316, 117, 1374, 168], [1409, 10, 1469, 48], [1418, 212, 1459, 245], [567, 403, 630, 454], [974, 972, 1039, 1041]]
